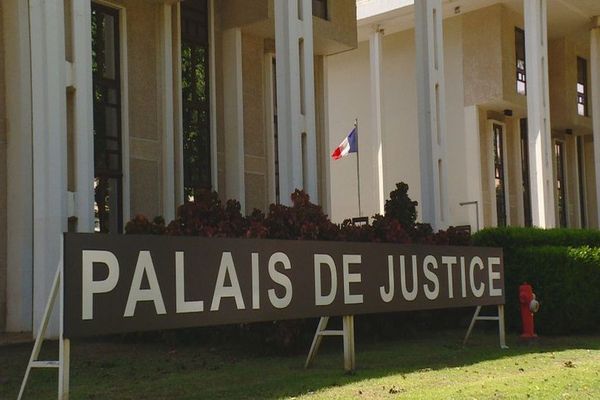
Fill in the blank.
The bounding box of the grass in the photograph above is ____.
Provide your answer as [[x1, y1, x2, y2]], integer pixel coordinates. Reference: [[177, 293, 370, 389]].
[[1, 330, 599, 399]]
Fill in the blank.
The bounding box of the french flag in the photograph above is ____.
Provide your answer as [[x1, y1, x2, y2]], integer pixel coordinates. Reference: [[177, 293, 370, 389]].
[[331, 127, 358, 160]]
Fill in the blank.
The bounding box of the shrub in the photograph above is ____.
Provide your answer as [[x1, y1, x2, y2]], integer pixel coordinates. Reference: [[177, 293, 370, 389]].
[[164, 190, 248, 237], [384, 182, 418, 231], [472, 226, 600, 248], [125, 215, 166, 235], [260, 190, 339, 241], [502, 245, 600, 334]]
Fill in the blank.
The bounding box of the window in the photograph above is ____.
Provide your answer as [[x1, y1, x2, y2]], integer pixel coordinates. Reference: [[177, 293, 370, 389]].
[[520, 119, 532, 227], [576, 136, 586, 228], [493, 123, 507, 227], [555, 141, 567, 228], [515, 28, 526, 95], [312, 0, 328, 19], [577, 57, 588, 116], [181, 0, 211, 201], [92, 4, 123, 233]]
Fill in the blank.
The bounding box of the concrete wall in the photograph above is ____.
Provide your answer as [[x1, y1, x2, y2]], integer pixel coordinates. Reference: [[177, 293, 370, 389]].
[[220, 0, 356, 56], [327, 16, 470, 225], [312, 0, 358, 55], [463, 5, 503, 107], [221, 0, 269, 31], [549, 32, 593, 135], [106, 0, 165, 219], [242, 33, 268, 213], [0, 0, 7, 331], [500, 5, 526, 110], [462, 5, 526, 111], [123, 0, 163, 219], [327, 40, 374, 221]]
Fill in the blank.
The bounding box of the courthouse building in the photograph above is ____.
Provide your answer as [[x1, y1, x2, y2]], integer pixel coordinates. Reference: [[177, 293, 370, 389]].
[[0, 0, 357, 335], [3, 0, 600, 338], [328, 0, 600, 234]]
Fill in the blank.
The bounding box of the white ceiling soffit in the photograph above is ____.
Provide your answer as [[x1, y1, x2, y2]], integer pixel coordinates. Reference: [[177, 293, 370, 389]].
[[356, 0, 600, 42]]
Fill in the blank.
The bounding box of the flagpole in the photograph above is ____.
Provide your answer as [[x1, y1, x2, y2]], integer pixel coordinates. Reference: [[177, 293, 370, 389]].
[[355, 118, 362, 217]]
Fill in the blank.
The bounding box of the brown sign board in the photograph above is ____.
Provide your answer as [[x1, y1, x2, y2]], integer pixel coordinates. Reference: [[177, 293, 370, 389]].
[[63, 233, 504, 338]]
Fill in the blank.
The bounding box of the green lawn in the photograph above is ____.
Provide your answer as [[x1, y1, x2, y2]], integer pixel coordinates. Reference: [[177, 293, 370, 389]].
[[1, 330, 599, 399]]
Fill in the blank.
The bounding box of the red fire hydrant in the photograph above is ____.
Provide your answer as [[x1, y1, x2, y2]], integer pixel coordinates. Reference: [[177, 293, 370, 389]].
[[519, 282, 539, 338]]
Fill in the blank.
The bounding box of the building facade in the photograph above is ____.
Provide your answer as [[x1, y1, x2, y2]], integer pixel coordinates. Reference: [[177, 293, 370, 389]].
[[0, 0, 357, 334], [328, 0, 600, 233]]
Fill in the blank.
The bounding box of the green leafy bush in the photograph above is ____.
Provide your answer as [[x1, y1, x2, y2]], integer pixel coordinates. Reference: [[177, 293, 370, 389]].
[[472, 226, 600, 248], [472, 227, 600, 334], [502, 245, 600, 334], [384, 182, 418, 231]]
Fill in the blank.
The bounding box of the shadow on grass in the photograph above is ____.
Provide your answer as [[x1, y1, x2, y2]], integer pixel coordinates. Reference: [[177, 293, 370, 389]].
[[2, 327, 599, 400]]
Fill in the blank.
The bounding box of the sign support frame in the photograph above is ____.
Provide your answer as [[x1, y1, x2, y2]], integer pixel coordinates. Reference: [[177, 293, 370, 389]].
[[463, 304, 509, 349], [17, 237, 70, 400], [305, 315, 356, 372]]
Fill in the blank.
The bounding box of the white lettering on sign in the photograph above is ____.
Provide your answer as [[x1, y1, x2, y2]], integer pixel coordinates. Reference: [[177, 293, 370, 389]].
[[252, 253, 260, 310], [423, 255, 440, 300], [175, 252, 204, 314], [488, 257, 502, 296], [442, 256, 457, 299], [268, 252, 293, 309], [379, 256, 395, 303], [124, 251, 166, 317], [211, 252, 245, 311], [343, 255, 363, 304], [82, 250, 120, 320], [460, 256, 467, 298], [469, 256, 485, 298], [400, 255, 418, 301], [314, 254, 337, 306]]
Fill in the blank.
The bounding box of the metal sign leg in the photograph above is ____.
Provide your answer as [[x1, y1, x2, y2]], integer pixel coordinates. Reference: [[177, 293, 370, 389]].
[[18, 240, 69, 400], [342, 315, 355, 372], [305, 315, 356, 372], [463, 305, 508, 349]]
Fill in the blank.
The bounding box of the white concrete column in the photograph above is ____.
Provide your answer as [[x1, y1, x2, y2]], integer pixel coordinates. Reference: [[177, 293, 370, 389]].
[[369, 27, 385, 215], [275, 0, 318, 204], [222, 28, 245, 209], [71, 0, 95, 232], [4, 0, 34, 332], [414, 0, 449, 231], [524, 0, 555, 228], [29, 0, 69, 336], [160, 4, 176, 221], [590, 18, 600, 227]]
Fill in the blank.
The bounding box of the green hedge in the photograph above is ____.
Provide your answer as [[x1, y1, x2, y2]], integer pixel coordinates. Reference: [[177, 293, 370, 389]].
[[472, 228, 600, 334], [472, 226, 600, 248], [499, 245, 600, 334]]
